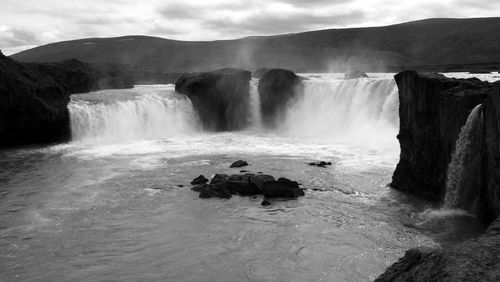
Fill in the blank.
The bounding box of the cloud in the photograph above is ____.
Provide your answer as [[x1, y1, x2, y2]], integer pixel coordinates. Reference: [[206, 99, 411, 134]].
[[205, 10, 366, 35], [0, 0, 499, 55]]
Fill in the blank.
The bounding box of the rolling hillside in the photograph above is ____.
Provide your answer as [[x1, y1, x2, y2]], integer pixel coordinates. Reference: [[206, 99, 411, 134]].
[[10, 17, 500, 72]]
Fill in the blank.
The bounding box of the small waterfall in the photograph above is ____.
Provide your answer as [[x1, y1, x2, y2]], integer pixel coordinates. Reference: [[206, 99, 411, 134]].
[[249, 78, 262, 128], [281, 77, 399, 148], [444, 104, 484, 211], [69, 89, 200, 143]]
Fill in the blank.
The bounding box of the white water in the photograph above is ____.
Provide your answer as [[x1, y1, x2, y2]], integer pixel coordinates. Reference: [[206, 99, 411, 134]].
[[444, 104, 484, 210], [69, 85, 200, 143], [282, 75, 399, 149], [249, 78, 262, 128]]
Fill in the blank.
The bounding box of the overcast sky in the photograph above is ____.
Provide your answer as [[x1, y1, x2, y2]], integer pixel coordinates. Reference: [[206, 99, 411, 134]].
[[1, 0, 499, 55]]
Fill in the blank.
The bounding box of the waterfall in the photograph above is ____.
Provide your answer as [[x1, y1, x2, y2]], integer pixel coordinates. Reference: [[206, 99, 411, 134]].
[[249, 78, 262, 128], [444, 104, 484, 211], [280, 77, 399, 148], [69, 87, 200, 143]]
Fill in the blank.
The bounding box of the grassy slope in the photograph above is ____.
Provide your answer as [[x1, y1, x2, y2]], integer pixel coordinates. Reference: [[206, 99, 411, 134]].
[[10, 18, 500, 72]]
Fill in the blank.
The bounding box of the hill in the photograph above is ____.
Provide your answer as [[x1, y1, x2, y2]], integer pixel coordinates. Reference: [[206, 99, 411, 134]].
[[10, 17, 500, 72]]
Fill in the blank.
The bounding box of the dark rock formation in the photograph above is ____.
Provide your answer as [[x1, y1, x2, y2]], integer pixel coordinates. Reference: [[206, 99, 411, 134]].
[[309, 161, 332, 168], [252, 68, 270, 78], [376, 217, 500, 282], [391, 71, 490, 201], [230, 160, 248, 168], [0, 52, 136, 148], [481, 82, 500, 222], [175, 68, 252, 131], [261, 199, 271, 206], [258, 68, 303, 128], [190, 173, 304, 200], [190, 175, 208, 185], [261, 178, 305, 198], [344, 70, 368, 80]]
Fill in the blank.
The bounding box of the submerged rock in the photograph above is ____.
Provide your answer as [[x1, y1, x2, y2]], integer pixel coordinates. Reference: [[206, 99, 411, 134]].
[[261, 178, 305, 198], [261, 199, 271, 206], [175, 68, 252, 131], [344, 70, 368, 80], [190, 175, 208, 185], [309, 161, 332, 168], [258, 68, 303, 128], [230, 160, 248, 168]]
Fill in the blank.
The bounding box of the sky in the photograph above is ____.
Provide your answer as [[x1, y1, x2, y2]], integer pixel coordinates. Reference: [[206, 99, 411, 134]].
[[1, 0, 499, 55]]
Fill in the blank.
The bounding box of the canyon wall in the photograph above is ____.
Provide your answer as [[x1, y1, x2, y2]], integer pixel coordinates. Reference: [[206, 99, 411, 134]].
[[0, 52, 136, 148], [391, 71, 490, 201]]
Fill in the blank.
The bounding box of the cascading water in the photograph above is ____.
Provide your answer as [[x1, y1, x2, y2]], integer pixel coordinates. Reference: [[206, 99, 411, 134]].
[[69, 85, 200, 143], [444, 104, 484, 211], [281, 76, 399, 149], [249, 78, 262, 128]]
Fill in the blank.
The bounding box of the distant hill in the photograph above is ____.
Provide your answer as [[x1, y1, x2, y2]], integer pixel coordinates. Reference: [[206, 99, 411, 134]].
[[10, 18, 500, 72]]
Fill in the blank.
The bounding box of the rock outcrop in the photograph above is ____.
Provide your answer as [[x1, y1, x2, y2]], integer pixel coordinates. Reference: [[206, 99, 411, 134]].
[[481, 82, 500, 222], [391, 71, 490, 201], [258, 68, 303, 128], [190, 173, 304, 200], [344, 70, 368, 80], [376, 217, 500, 282], [175, 68, 252, 131], [0, 52, 136, 148]]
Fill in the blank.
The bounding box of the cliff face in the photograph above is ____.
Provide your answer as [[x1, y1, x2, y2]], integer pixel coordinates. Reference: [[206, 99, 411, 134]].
[[175, 68, 252, 131], [391, 71, 489, 201], [482, 82, 500, 222], [257, 69, 303, 128], [0, 52, 136, 148], [376, 217, 500, 282]]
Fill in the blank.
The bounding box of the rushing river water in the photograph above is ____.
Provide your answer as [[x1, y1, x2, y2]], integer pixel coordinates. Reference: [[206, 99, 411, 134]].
[[0, 73, 490, 281]]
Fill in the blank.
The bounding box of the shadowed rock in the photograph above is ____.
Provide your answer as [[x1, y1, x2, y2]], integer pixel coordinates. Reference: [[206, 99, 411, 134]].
[[262, 178, 305, 198], [391, 71, 490, 201], [376, 217, 500, 282], [258, 68, 303, 128], [230, 160, 248, 168], [0, 52, 136, 148], [190, 175, 208, 185], [175, 68, 251, 131], [309, 161, 332, 168]]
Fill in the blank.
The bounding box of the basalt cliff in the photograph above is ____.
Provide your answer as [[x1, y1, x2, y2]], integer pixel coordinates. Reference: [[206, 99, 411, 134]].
[[379, 72, 500, 281], [0, 52, 135, 148]]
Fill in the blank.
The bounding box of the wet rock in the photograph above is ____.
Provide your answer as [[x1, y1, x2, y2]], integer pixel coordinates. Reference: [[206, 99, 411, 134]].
[[261, 199, 271, 206], [191, 183, 209, 192], [344, 70, 368, 80], [175, 68, 251, 131], [210, 174, 229, 184], [230, 160, 248, 168], [190, 175, 208, 185], [391, 70, 490, 201], [309, 161, 332, 167], [249, 174, 275, 190], [258, 68, 303, 128], [0, 52, 135, 148], [198, 184, 232, 199], [376, 217, 500, 282], [261, 178, 305, 198]]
